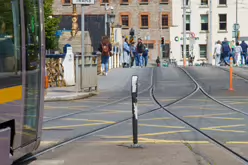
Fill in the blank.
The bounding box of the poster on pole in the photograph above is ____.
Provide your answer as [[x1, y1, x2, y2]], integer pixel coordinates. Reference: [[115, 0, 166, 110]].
[[72, 0, 95, 5]]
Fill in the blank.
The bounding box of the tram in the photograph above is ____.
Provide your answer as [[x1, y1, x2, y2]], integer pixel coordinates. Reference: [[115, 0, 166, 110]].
[[0, 0, 45, 164]]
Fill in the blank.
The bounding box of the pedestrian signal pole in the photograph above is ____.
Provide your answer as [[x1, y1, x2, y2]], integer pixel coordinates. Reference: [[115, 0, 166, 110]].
[[183, 0, 186, 67]]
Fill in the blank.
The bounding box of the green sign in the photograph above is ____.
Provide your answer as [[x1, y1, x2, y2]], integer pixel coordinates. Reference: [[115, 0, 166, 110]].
[[31, 16, 35, 33], [174, 36, 200, 42]]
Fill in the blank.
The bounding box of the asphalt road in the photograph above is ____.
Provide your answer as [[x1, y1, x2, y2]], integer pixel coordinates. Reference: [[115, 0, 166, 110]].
[[27, 66, 248, 165]]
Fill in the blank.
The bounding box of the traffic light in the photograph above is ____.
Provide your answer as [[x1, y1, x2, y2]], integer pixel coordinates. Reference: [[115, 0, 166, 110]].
[[161, 37, 164, 45]]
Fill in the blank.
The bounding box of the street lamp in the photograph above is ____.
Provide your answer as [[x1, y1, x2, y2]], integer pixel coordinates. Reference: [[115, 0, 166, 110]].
[[108, 8, 115, 44]]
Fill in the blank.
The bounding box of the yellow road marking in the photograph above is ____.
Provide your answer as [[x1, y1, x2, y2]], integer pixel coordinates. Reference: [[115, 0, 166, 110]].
[[201, 117, 244, 120], [44, 106, 89, 110], [99, 130, 191, 139], [159, 99, 177, 102], [0, 85, 22, 104], [139, 117, 171, 121], [227, 102, 248, 105], [201, 128, 246, 133], [43, 123, 108, 130], [62, 118, 115, 124], [226, 141, 248, 144], [184, 112, 236, 118], [139, 124, 185, 129], [78, 111, 129, 116], [95, 139, 209, 144], [73, 100, 109, 103], [138, 137, 209, 144], [200, 124, 246, 129]]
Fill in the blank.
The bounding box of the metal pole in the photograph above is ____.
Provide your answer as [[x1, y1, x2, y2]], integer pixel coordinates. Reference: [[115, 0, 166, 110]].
[[183, 0, 186, 67], [105, 4, 107, 36], [235, 0, 238, 43], [81, 5, 85, 90], [131, 75, 139, 147], [209, 0, 213, 64]]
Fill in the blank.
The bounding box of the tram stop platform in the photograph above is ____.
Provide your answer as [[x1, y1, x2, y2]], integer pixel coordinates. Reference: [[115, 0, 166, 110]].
[[29, 141, 244, 165]]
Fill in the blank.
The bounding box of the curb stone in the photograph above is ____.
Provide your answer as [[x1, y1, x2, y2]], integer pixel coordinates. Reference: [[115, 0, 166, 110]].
[[44, 92, 98, 102]]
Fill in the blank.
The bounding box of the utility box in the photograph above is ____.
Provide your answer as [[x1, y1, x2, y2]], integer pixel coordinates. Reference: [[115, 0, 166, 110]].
[[76, 54, 98, 91]]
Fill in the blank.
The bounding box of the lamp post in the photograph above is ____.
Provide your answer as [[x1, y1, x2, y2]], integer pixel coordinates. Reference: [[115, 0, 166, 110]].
[[109, 8, 115, 44]]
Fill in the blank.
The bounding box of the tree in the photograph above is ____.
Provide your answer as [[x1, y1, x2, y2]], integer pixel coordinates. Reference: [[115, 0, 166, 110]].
[[44, 0, 61, 50]]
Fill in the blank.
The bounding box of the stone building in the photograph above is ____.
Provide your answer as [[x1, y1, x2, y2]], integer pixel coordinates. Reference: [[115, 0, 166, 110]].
[[52, 0, 172, 60]]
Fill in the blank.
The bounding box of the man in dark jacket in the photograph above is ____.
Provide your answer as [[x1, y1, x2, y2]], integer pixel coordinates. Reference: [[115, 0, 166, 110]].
[[240, 41, 248, 65], [221, 37, 231, 66], [136, 38, 145, 67]]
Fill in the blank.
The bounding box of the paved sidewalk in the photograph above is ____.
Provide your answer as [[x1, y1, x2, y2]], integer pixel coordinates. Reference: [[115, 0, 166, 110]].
[[44, 86, 97, 102]]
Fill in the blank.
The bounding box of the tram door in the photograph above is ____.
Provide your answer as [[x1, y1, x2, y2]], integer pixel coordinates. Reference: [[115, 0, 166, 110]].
[[21, 0, 41, 145]]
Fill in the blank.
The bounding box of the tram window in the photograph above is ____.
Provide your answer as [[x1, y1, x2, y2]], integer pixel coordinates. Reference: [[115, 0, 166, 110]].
[[22, 0, 41, 145], [0, 0, 22, 88]]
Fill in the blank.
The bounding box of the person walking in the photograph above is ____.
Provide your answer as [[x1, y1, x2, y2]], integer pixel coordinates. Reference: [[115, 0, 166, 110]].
[[143, 47, 149, 67], [221, 37, 232, 66], [240, 41, 248, 65], [122, 38, 130, 68], [130, 42, 136, 67], [98, 36, 112, 76], [214, 40, 222, 66], [235, 41, 243, 66], [230, 40, 236, 64], [136, 38, 145, 68]]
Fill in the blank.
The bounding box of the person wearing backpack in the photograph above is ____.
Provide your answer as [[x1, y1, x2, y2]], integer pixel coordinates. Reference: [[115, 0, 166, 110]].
[[136, 38, 145, 67], [221, 38, 232, 66], [240, 41, 248, 65], [98, 36, 112, 76]]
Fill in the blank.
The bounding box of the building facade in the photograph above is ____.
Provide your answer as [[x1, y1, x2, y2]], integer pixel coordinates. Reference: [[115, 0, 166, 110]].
[[170, 0, 248, 65], [52, 0, 173, 60]]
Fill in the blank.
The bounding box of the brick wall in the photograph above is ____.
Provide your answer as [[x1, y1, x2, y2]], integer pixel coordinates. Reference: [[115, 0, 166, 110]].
[[52, 0, 173, 60]]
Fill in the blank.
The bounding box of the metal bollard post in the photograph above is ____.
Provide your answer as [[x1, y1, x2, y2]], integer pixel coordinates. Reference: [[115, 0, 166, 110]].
[[229, 57, 234, 91], [130, 75, 142, 148]]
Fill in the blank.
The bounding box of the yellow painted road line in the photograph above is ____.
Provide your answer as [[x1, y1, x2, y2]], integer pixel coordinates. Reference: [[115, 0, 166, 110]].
[[201, 128, 246, 133], [228, 102, 248, 105], [139, 117, 171, 121], [138, 137, 209, 144], [44, 106, 89, 109], [226, 141, 248, 144], [78, 111, 129, 116], [184, 112, 236, 118], [43, 123, 107, 130], [200, 124, 246, 129], [139, 123, 185, 129], [95, 140, 209, 144], [201, 117, 244, 120], [99, 130, 191, 139], [62, 118, 115, 124]]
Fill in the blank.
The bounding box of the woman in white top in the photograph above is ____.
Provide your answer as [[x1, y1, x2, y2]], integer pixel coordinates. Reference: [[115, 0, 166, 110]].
[[214, 40, 222, 66], [235, 41, 243, 66]]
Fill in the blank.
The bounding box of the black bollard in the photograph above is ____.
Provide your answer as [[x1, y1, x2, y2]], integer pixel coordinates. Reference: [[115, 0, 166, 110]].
[[130, 75, 142, 148]]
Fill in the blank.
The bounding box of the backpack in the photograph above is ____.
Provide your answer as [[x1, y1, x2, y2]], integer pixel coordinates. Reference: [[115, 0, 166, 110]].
[[102, 43, 109, 55], [222, 42, 230, 52]]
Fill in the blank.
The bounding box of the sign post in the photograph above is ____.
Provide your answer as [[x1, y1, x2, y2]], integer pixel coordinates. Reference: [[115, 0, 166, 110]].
[[72, 0, 95, 90]]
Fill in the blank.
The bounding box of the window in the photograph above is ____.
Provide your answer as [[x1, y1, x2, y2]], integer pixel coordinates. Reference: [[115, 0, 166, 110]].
[[160, 0, 169, 4], [201, 15, 208, 31], [219, 14, 227, 30], [121, 15, 129, 28], [201, 0, 208, 5], [186, 15, 190, 31], [140, 14, 149, 28], [101, 0, 109, 3], [140, 0, 149, 3], [121, 0, 129, 4], [147, 43, 154, 49], [219, 0, 226, 5], [181, 45, 190, 58], [186, 0, 189, 5], [199, 45, 207, 58], [162, 14, 169, 29], [0, 0, 22, 85], [62, 0, 71, 4]]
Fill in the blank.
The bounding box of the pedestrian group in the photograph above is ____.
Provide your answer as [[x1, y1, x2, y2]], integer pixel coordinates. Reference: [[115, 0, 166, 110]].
[[214, 37, 248, 66]]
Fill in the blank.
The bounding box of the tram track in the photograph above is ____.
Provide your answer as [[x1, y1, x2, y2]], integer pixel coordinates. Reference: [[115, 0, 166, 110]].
[[16, 68, 199, 164], [217, 66, 248, 83], [17, 67, 248, 164]]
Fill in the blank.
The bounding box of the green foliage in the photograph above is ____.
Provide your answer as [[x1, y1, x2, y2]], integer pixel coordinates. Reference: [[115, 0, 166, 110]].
[[44, 0, 61, 50]]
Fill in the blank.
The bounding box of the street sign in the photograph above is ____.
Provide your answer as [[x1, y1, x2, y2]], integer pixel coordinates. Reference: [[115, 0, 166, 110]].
[[72, 0, 95, 5], [233, 23, 240, 31]]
